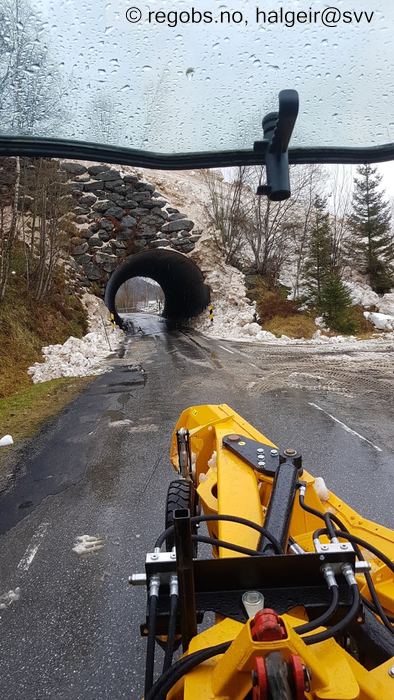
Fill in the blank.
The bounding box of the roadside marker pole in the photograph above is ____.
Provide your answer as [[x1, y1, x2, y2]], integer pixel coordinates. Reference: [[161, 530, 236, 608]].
[[209, 304, 214, 325], [100, 313, 113, 351]]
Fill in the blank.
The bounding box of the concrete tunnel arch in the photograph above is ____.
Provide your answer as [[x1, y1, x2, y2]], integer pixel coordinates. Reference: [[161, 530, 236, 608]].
[[104, 249, 211, 326]]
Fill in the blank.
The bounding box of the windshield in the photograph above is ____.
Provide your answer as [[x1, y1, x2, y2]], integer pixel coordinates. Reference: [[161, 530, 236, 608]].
[[0, 0, 393, 158]]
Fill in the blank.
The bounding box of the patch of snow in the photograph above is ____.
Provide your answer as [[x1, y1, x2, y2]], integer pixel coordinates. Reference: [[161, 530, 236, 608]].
[[344, 280, 380, 308], [377, 292, 394, 317], [73, 535, 105, 555], [190, 233, 276, 341], [28, 294, 123, 383], [364, 311, 394, 331], [0, 587, 21, 610]]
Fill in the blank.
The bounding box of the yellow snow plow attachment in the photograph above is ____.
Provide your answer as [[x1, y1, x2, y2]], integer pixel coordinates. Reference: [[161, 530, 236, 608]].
[[133, 404, 394, 699]]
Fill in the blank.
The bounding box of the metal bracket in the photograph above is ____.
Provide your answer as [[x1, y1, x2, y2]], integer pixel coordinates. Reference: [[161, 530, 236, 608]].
[[222, 434, 280, 476], [222, 436, 302, 479], [176, 428, 193, 480]]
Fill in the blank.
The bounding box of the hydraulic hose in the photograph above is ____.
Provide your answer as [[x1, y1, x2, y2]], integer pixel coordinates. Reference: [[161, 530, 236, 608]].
[[299, 485, 394, 636], [299, 490, 337, 540], [145, 641, 231, 700], [155, 513, 282, 553], [162, 588, 178, 673], [191, 534, 262, 557], [144, 577, 160, 696], [295, 584, 339, 635], [331, 531, 394, 575], [302, 583, 360, 645], [313, 526, 394, 634]]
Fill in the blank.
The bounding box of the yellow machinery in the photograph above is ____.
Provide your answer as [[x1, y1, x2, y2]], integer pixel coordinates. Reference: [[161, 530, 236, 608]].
[[131, 405, 394, 699]]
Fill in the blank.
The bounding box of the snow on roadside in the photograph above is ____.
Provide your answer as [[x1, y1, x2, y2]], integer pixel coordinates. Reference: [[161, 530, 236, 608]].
[[190, 232, 276, 341], [364, 311, 394, 332], [28, 294, 123, 384]]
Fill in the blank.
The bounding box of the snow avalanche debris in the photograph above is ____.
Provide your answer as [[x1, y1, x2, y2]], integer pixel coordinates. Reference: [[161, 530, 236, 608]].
[[28, 294, 123, 383]]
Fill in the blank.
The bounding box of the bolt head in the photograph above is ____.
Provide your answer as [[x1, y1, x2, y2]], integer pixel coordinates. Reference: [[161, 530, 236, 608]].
[[228, 434, 241, 442], [321, 544, 329, 551], [340, 543, 348, 550], [284, 448, 297, 457], [270, 449, 278, 456], [151, 553, 158, 560], [389, 665, 394, 678], [258, 461, 265, 468], [257, 447, 265, 454]]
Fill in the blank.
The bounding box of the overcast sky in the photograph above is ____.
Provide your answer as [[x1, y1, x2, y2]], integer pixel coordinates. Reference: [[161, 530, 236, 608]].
[[28, 0, 394, 155]]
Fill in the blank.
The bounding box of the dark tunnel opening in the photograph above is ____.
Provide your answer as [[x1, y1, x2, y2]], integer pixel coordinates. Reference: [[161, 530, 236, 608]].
[[104, 249, 210, 327]]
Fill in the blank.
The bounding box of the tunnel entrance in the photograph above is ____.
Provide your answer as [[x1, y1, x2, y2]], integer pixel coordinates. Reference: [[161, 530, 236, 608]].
[[105, 249, 210, 326]]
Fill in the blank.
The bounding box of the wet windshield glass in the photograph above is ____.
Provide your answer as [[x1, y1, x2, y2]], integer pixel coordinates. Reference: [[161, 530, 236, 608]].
[[0, 0, 393, 152]]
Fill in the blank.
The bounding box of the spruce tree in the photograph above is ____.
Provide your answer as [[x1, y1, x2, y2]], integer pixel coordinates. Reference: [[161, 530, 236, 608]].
[[350, 164, 394, 293], [320, 274, 356, 334], [304, 196, 332, 309]]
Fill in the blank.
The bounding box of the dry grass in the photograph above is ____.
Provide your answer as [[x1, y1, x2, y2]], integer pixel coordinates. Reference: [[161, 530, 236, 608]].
[[0, 246, 88, 399], [264, 314, 317, 339], [247, 276, 315, 338], [350, 305, 376, 338]]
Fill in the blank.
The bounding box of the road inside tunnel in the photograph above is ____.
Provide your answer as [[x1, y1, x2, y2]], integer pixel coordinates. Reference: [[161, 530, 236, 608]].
[[104, 249, 210, 326]]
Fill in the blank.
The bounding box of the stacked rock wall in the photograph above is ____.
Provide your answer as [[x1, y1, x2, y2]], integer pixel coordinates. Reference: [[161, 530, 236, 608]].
[[63, 162, 202, 293]]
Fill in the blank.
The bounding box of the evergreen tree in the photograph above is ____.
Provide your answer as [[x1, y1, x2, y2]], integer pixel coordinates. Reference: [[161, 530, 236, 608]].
[[304, 196, 332, 309], [350, 164, 394, 293], [320, 274, 356, 334]]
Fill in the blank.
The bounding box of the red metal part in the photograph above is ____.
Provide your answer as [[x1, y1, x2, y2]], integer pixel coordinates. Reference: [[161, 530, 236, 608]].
[[252, 657, 268, 700], [251, 608, 287, 642], [290, 654, 306, 700]]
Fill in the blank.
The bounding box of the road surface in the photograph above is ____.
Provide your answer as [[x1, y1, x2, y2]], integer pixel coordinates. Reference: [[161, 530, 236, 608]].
[[0, 314, 393, 699]]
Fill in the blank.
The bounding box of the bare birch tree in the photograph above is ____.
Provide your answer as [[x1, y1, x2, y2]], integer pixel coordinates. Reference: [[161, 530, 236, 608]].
[[326, 165, 353, 270], [23, 160, 74, 301], [244, 166, 321, 286], [0, 157, 20, 301], [203, 168, 251, 265], [290, 164, 324, 299]]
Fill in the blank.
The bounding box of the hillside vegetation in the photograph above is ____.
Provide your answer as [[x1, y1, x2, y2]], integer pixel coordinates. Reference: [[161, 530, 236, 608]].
[[0, 246, 87, 399]]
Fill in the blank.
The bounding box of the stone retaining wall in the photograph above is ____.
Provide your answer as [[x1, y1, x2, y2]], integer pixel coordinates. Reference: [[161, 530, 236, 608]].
[[62, 162, 202, 292]]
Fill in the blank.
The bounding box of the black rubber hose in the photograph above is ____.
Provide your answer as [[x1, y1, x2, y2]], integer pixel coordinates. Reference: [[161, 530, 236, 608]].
[[144, 594, 158, 696], [332, 531, 394, 575], [191, 534, 260, 557], [162, 594, 178, 673], [155, 513, 282, 553], [145, 641, 231, 700], [314, 526, 394, 634], [301, 498, 394, 633], [363, 595, 394, 623], [299, 492, 337, 540], [295, 585, 339, 635], [302, 583, 360, 645]]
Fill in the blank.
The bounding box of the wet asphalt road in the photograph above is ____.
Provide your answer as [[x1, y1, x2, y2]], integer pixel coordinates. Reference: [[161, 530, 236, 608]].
[[0, 313, 393, 699]]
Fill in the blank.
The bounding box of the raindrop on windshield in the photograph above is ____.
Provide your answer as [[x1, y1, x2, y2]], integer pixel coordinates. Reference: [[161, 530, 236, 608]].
[[186, 68, 195, 80]]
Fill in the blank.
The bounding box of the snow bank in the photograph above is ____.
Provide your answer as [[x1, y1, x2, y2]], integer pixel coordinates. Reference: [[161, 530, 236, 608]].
[[344, 280, 380, 308], [190, 232, 276, 341], [364, 311, 394, 331], [344, 279, 394, 315], [28, 294, 123, 383], [377, 292, 394, 316]]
